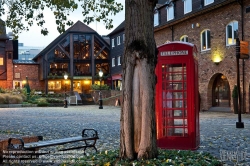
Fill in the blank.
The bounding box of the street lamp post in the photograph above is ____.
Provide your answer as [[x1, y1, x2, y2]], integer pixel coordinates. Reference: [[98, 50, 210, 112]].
[[99, 69, 103, 109], [64, 73, 68, 108]]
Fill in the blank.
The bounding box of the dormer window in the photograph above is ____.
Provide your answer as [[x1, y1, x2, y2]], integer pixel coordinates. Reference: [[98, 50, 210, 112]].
[[154, 9, 159, 26], [184, 0, 192, 14], [204, 0, 214, 6], [166, 3, 174, 21]]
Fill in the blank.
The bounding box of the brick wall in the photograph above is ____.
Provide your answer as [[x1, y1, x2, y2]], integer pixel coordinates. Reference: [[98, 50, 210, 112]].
[[155, 2, 250, 112]]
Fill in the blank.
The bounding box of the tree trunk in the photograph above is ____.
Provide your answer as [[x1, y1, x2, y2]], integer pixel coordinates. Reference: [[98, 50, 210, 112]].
[[120, 0, 158, 160]]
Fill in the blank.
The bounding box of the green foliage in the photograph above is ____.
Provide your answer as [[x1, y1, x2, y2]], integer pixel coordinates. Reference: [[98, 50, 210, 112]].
[[61, 149, 222, 166], [232, 85, 238, 98], [46, 98, 64, 103], [91, 84, 110, 90], [36, 98, 49, 107], [1, 0, 123, 38], [37, 102, 49, 107], [0, 87, 6, 93]]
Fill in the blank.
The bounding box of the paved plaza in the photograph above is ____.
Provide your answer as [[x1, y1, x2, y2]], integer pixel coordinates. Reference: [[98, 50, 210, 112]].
[[0, 105, 250, 165]]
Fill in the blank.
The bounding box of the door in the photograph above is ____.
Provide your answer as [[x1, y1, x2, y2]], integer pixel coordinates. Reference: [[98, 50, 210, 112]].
[[160, 63, 188, 138], [212, 74, 230, 107]]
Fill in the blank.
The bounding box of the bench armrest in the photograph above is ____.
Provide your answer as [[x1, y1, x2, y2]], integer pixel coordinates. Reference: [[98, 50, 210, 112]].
[[82, 129, 99, 138], [7, 138, 25, 150]]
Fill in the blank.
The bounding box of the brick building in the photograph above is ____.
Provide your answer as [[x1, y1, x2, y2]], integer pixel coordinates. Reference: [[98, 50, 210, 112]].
[[154, 0, 250, 113], [0, 20, 110, 95]]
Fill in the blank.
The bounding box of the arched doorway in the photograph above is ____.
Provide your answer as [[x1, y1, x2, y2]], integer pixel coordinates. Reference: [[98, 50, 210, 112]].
[[212, 74, 230, 107]]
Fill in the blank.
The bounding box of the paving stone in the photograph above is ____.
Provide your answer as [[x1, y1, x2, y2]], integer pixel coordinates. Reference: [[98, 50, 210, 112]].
[[0, 106, 250, 165]]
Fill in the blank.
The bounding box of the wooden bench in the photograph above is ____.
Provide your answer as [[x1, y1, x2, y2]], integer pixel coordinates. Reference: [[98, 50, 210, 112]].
[[6, 129, 99, 161]]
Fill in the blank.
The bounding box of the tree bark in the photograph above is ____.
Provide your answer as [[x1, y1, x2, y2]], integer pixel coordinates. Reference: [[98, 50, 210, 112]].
[[120, 0, 158, 160]]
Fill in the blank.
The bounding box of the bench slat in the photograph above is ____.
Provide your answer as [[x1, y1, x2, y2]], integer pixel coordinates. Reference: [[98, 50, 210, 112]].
[[24, 136, 97, 149]]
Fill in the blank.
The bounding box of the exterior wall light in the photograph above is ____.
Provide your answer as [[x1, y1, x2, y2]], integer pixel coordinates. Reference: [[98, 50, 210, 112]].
[[213, 56, 222, 65]]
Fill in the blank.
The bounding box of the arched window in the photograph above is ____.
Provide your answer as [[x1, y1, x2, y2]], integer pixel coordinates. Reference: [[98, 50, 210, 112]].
[[180, 35, 188, 42], [226, 21, 238, 46], [201, 29, 211, 51]]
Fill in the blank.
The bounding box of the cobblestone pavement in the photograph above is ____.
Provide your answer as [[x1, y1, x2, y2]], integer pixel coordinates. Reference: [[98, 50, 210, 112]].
[[0, 106, 250, 165]]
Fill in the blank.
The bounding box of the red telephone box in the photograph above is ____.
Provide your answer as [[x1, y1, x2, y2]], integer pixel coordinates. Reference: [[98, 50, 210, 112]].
[[155, 42, 200, 150]]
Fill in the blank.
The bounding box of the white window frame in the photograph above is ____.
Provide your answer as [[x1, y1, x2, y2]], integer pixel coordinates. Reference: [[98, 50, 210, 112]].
[[117, 36, 121, 45], [118, 56, 121, 66], [123, 33, 125, 43], [112, 38, 115, 48], [166, 4, 174, 21], [154, 10, 159, 26], [201, 29, 211, 51], [112, 58, 115, 67], [180, 35, 188, 42], [226, 21, 238, 46], [184, 0, 192, 14], [204, 0, 214, 6]]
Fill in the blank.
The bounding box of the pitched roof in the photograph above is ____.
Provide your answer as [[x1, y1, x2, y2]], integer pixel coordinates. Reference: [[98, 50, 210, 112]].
[[107, 21, 125, 36], [13, 60, 38, 64], [67, 20, 97, 33], [33, 21, 99, 60]]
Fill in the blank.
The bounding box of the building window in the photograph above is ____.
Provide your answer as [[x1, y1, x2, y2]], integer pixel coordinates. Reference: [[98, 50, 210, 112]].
[[117, 36, 121, 45], [184, 0, 192, 14], [112, 58, 115, 67], [204, 0, 214, 6], [201, 29, 211, 51], [13, 81, 22, 89], [180, 35, 189, 42], [123, 33, 125, 43], [0, 58, 3, 65], [112, 38, 115, 48], [15, 73, 21, 79], [226, 21, 238, 46], [48, 81, 62, 90], [166, 4, 174, 21], [118, 56, 121, 65], [154, 10, 159, 26]]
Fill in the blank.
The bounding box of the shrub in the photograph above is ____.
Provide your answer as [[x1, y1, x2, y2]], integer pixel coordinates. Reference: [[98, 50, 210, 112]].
[[232, 85, 238, 98], [37, 102, 49, 107], [0, 95, 5, 104], [46, 98, 64, 103], [1, 94, 11, 104], [8, 95, 23, 104], [91, 84, 110, 90]]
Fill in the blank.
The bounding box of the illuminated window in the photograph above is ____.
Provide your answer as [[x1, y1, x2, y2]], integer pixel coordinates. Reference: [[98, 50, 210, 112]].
[[180, 35, 189, 42], [226, 21, 238, 46], [201, 29, 211, 51], [0, 58, 3, 65], [48, 81, 62, 90]]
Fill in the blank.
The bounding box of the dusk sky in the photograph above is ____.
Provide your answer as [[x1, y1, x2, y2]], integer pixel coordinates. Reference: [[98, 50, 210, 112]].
[[2, 0, 125, 47]]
